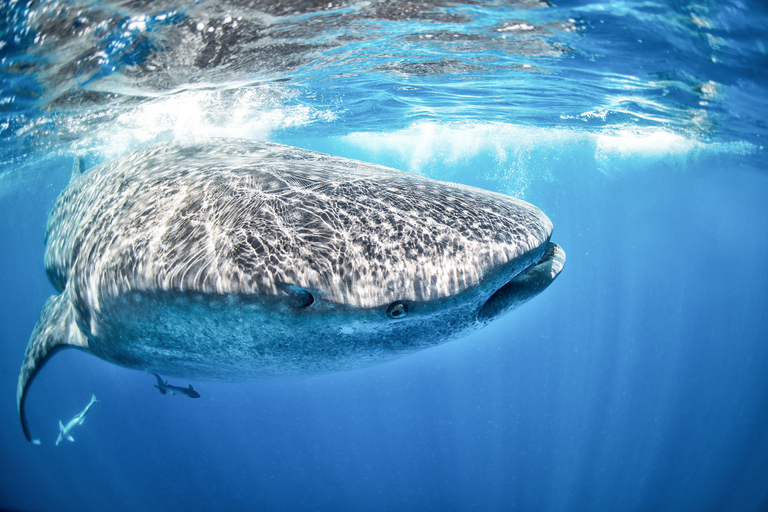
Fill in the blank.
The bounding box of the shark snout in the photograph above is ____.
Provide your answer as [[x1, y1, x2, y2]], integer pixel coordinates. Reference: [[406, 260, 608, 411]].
[[477, 242, 565, 324]]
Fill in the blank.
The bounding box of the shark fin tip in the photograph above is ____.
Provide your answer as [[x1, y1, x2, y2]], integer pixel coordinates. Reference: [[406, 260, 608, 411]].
[[17, 292, 88, 442]]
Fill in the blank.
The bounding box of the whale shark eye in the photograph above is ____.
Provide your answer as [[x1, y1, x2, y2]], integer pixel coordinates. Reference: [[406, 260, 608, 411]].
[[289, 289, 314, 308], [298, 291, 314, 308], [387, 301, 407, 319], [277, 283, 315, 308]]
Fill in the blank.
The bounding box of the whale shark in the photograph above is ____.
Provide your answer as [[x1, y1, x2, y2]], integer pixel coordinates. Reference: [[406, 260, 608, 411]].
[[152, 373, 201, 398], [56, 394, 98, 446], [17, 139, 565, 441]]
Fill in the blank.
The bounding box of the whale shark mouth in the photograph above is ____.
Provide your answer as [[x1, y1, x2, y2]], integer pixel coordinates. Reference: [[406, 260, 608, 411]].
[[477, 242, 566, 324]]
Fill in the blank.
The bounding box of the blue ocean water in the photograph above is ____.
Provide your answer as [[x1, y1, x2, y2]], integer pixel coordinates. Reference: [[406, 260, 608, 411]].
[[1, 0, 767, 511]]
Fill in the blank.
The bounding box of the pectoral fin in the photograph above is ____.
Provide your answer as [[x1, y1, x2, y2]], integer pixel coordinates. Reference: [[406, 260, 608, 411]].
[[17, 290, 89, 442]]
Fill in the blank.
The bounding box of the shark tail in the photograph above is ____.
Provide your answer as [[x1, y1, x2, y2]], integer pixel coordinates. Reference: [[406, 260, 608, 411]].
[[17, 289, 89, 442], [55, 420, 65, 446], [152, 374, 168, 394]]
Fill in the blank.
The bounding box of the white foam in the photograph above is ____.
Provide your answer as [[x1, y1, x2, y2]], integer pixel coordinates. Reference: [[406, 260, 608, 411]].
[[70, 86, 338, 159], [343, 122, 707, 166], [594, 128, 699, 157], [340, 121, 757, 190]]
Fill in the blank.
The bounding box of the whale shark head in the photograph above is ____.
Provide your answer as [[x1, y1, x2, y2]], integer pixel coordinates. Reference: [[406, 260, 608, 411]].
[[18, 139, 565, 440]]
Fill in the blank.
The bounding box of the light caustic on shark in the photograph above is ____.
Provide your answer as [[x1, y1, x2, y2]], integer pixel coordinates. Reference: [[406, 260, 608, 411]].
[[17, 139, 565, 441]]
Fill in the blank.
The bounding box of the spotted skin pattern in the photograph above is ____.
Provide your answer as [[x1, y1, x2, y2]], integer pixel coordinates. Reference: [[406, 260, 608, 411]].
[[46, 140, 551, 309], [18, 139, 564, 441]]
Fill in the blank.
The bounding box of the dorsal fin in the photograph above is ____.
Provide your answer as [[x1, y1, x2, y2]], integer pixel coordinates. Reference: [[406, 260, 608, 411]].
[[17, 289, 89, 442], [70, 156, 84, 183]]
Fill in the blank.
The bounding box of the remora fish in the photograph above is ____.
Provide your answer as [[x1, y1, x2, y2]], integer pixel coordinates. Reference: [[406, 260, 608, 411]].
[[17, 139, 565, 441], [152, 373, 201, 398], [56, 393, 98, 446]]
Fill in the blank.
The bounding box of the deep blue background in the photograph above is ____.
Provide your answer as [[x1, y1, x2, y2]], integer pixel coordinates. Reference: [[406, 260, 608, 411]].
[[2, 137, 767, 511], [2, 0, 768, 509]]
